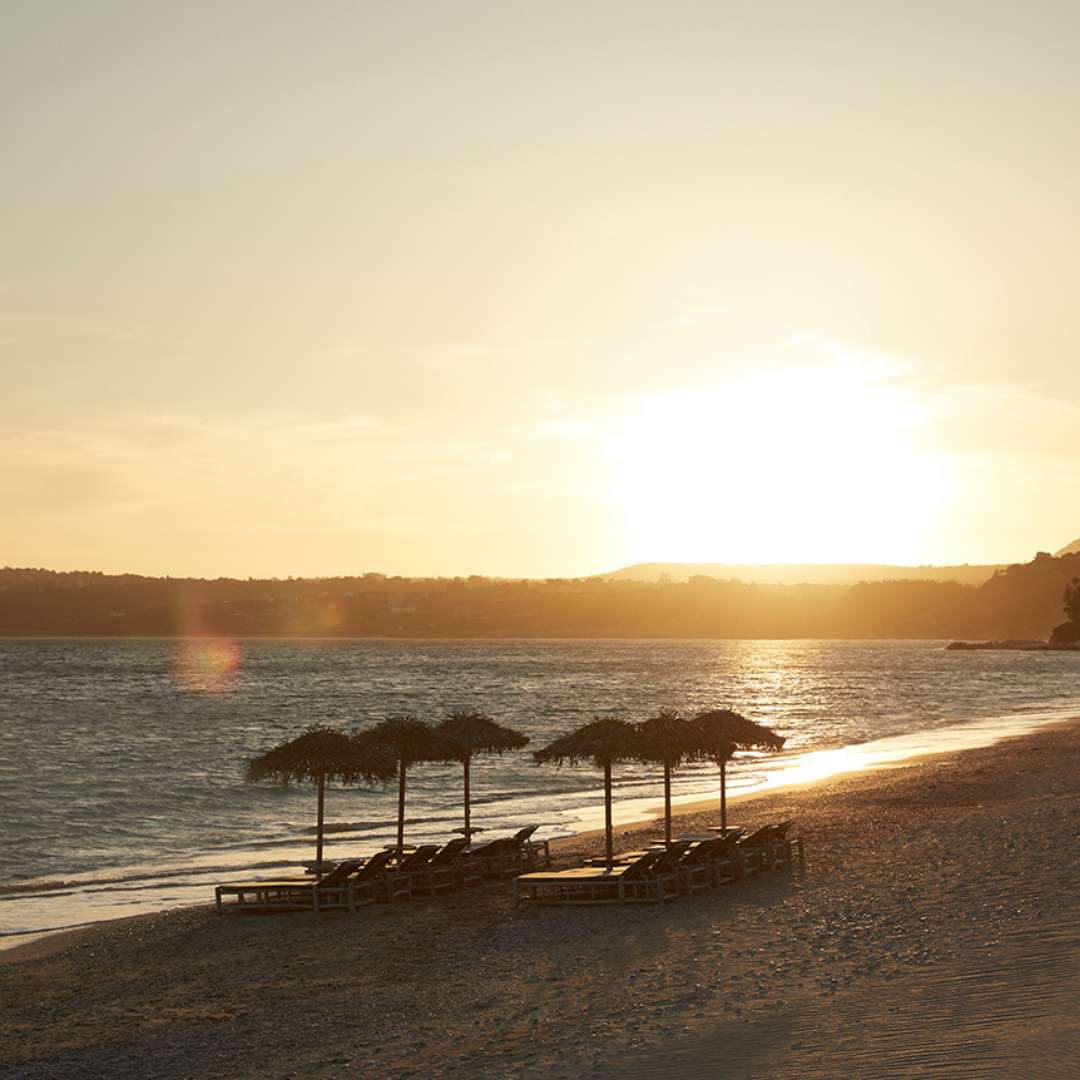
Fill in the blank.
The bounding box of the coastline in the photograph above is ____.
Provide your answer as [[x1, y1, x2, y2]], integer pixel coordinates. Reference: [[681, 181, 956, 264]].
[[3, 717, 1078, 1078], [556, 704, 1080, 848], [4, 703, 1075, 950]]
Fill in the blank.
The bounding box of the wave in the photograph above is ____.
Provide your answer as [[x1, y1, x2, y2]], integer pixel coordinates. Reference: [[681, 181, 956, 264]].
[[3, 638, 1078, 940], [0, 858, 307, 899]]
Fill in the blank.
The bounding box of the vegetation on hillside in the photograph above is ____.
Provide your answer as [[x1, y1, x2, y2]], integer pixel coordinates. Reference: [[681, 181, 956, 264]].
[[2, 553, 1079, 640], [1064, 579, 1080, 624], [1050, 577, 1080, 644]]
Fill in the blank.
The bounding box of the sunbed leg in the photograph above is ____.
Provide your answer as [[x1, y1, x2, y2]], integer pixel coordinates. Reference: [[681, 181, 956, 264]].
[[215, 887, 222, 915]]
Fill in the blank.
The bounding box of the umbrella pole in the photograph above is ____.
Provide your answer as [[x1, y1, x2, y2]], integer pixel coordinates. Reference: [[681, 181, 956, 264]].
[[604, 760, 614, 866], [664, 761, 672, 846], [315, 772, 325, 871], [463, 757, 471, 838], [396, 758, 407, 856], [720, 758, 727, 832]]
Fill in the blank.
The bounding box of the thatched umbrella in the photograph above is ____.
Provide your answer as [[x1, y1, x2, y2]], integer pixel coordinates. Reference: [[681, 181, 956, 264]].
[[533, 716, 643, 866], [435, 711, 529, 839], [690, 709, 786, 831], [353, 717, 461, 854], [636, 709, 736, 845], [246, 725, 396, 869]]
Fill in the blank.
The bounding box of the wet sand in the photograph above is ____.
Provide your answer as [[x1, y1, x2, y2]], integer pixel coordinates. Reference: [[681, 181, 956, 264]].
[[3, 719, 1078, 1078]]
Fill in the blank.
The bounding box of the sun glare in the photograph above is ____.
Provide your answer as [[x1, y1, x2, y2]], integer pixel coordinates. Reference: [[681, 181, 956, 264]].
[[169, 638, 242, 694], [612, 367, 948, 565]]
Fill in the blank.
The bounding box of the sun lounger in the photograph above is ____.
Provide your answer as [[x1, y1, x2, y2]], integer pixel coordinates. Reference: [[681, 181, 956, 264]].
[[734, 826, 774, 873], [381, 844, 439, 900], [467, 833, 521, 877], [215, 856, 380, 914], [513, 850, 658, 907], [512, 824, 552, 869], [762, 820, 799, 867], [390, 843, 440, 871], [676, 838, 732, 894], [408, 837, 471, 895], [620, 841, 686, 902], [278, 853, 379, 884], [707, 834, 744, 882], [213, 857, 365, 912], [464, 825, 551, 879], [585, 849, 650, 866], [737, 821, 799, 871], [464, 836, 515, 878], [513, 843, 687, 907]]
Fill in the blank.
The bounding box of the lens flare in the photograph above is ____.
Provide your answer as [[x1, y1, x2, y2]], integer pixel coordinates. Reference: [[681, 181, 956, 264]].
[[170, 638, 242, 694]]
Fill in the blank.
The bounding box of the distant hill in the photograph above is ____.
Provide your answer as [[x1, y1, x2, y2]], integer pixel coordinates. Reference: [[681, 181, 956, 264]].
[[1054, 537, 1080, 557], [600, 562, 1003, 587], [2, 552, 1077, 639]]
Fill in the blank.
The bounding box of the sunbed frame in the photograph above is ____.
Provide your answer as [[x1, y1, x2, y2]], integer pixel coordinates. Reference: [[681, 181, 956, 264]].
[[513, 846, 686, 908], [215, 852, 394, 913]]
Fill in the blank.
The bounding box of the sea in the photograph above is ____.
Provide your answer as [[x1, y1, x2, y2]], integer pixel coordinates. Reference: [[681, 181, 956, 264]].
[[2, 637, 1078, 943]]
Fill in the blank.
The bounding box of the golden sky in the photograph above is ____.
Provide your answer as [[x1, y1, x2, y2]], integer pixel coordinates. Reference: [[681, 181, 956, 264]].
[[3, 3, 1079, 578]]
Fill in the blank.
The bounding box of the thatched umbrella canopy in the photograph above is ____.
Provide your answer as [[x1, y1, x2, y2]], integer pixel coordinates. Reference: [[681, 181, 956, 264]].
[[353, 717, 461, 854], [636, 709, 736, 845], [533, 716, 643, 866], [246, 725, 396, 869], [435, 711, 529, 839], [690, 709, 786, 831]]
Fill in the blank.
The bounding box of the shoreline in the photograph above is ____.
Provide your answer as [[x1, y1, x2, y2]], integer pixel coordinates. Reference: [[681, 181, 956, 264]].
[[552, 711, 1080, 851], [543, 705, 1080, 852], [4, 705, 1076, 953], [3, 717, 1079, 1077]]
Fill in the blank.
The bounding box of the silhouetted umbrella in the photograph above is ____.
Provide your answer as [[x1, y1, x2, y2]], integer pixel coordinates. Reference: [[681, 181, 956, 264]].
[[354, 717, 461, 854], [636, 709, 736, 845], [533, 717, 643, 866], [246, 725, 396, 869], [436, 711, 529, 839], [690, 710, 786, 831]]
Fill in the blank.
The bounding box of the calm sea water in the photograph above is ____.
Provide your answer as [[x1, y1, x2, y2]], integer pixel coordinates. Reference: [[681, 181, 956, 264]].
[[2, 638, 1078, 938]]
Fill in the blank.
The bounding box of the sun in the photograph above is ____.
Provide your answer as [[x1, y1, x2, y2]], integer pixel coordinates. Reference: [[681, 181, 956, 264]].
[[610, 366, 948, 565]]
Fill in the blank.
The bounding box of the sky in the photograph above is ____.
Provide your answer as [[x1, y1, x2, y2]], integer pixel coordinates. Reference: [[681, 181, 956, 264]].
[[3, 1, 1079, 578]]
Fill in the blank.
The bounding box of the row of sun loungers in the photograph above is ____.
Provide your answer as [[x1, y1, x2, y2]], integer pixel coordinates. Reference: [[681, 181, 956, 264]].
[[215, 826, 551, 914], [215, 821, 799, 914], [512, 822, 800, 908]]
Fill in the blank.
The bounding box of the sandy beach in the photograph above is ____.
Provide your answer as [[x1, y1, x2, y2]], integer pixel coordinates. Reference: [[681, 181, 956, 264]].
[[3, 719, 1078, 1079]]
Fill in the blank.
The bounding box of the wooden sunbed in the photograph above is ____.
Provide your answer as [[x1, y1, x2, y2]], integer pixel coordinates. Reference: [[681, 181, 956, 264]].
[[514, 824, 552, 870], [737, 821, 799, 871], [382, 844, 440, 900], [763, 820, 799, 867], [734, 826, 773, 873], [622, 842, 687, 902], [215, 854, 390, 914], [464, 837, 515, 878], [465, 826, 551, 879], [389, 843, 439, 870], [703, 836, 743, 886], [513, 850, 657, 907], [513, 845, 687, 908], [408, 838, 471, 895], [675, 837, 739, 893]]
